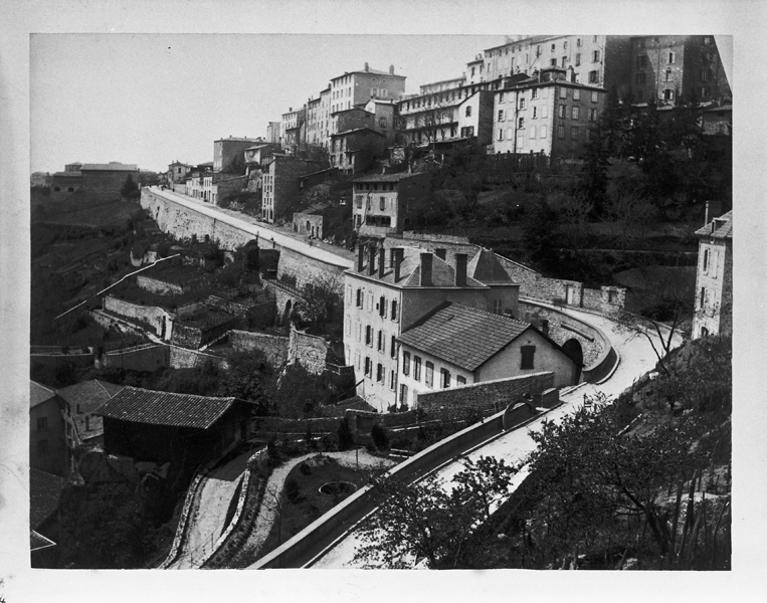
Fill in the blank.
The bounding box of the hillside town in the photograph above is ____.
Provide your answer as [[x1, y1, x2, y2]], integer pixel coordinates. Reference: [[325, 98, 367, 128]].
[[29, 34, 732, 571]]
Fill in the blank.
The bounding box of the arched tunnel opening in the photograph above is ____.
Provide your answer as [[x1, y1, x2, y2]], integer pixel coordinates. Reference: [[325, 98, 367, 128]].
[[562, 338, 584, 383]]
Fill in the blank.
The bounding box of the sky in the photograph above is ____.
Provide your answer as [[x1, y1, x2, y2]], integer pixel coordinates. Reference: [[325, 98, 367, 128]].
[[30, 33, 506, 174]]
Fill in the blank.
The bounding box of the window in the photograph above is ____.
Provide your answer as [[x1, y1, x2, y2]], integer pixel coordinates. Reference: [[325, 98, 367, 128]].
[[531, 88, 538, 100], [379, 196, 386, 210], [575, 53, 581, 66], [499, 91, 504, 103], [425, 361, 434, 387], [379, 117, 387, 128], [699, 287, 706, 309], [399, 384, 409, 405], [540, 125, 548, 139], [391, 335, 397, 358], [589, 108, 598, 121], [465, 105, 472, 117], [403, 351, 411, 376], [573, 89, 580, 101], [530, 125, 536, 139], [591, 91, 599, 103], [559, 104, 567, 118], [571, 126, 580, 138], [572, 106, 580, 120], [377, 330, 383, 352], [520, 345, 536, 369], [663, 89, 674, 101], [551, 43, 556, 53], [498, 109, 504, 122], [665, 69, 672, 82], [703, 248, 709, 272], [456, 375, 466, 386], [557, 125, 565, 139], [592, 50, 600, 62], [364, 356, 372, 377], [518, 117, 525, 129], [376, 363, 384, 383], [37, 439, 48, 456], [532, 106, 537, 119], [440, 368, 451, 388], [389, 370, 396, 390], [561, 56, 567, 68], [559, 87, 567, 99], [414, 356, 422, 381], [365, 325, 372, 346], [563, 41, 568, 51], [550, 58, 557, 67], [668, 51, 675, 64], [588, 70, 598, 84], [36, 416, 48, 432], [391, 300, 398, 321], [519, 98, 525, 110], [498, 128, 504, 141]]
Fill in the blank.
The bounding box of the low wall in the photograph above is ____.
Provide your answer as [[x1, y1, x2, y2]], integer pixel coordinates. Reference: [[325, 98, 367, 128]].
[[103, 295, 169, 338], [169, 345, 229, 370], [415, 372, 555, 421], [103, 344, 169, 372], [253, 398, 557, 569], [288, 326, 328, 375], [228, 330, 289, 367], [136, 275, 184, 296]]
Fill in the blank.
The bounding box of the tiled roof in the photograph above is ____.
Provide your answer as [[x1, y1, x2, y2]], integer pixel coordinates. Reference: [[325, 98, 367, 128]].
[[57, 380, 122, 440], [30, 468, 65, 528], [469, 248, 515, 284], [695, 210, 732, 239], [96, 386, 239, 430], [398, 303, 531, 371], [30, 381, 57, 409]]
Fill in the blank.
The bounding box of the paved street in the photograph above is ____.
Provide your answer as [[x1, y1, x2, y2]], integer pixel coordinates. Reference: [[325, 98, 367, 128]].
[[310, 308, 683, 568]]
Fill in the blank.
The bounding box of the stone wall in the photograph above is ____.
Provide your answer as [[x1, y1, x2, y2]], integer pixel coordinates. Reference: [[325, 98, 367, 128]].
[[168, 345, 229, 370], [103, 295, 170, 338], [288, 326, 328, 375], [228, 330, 289, 368], [171, 315, 238, 349], [103, 344, 169, 372], [415, 372, 555, 421], [136, 275, 184, 296]]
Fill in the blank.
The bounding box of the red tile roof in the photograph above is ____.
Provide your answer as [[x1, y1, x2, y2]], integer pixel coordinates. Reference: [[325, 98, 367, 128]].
[[96, 386, 240, 430], [398, 302, 532, 371]]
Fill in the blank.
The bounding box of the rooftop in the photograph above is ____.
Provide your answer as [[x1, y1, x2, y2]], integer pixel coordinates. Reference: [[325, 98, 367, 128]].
[[695, 210, 732, 239], [398, 302, 532, 372], [469, 248, 515, 284], [331, 127, 385, 138], [56, 380, 123, 440], [96, 386, 241, 430], [30, 381, 58, 409], [331, 67, 405, 81], [30, 468, 66, 529]]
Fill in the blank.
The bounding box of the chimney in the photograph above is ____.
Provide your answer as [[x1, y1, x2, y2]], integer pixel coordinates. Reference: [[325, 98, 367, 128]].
[[704, 200, 710, 226], [357, 242, 365, 272], [455, 253, 468, 287], [393, 248, 403, 282], [378, 244, 386, 278], [389, 64, 395, 75], [368, 244, 377, 276], [364, 62, 369, 72], [420, 253, 433, 286]]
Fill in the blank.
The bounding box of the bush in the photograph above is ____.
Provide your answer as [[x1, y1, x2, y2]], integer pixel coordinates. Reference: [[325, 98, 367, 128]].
[[285, 477, 302, 504]]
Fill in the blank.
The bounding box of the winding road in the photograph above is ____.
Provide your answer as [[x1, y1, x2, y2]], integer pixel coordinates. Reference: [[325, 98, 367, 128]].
[[309, 306, 683, 568]]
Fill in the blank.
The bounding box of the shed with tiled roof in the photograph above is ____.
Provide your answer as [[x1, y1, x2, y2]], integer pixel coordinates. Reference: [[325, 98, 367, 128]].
[[97, 387, 253, 464]]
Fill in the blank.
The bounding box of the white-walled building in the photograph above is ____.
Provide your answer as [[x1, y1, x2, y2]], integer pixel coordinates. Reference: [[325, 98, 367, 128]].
[[397, 302, 578, 408], [691, 210, 732, 339], [343, 241, 520, 411]]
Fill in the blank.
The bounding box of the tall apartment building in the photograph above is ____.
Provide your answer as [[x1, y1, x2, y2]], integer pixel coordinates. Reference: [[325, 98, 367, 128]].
[[261, 155, 324, 223], [465, 35, 632, 97], [492, 67, 606, 158], [396, 83, 494, 147], [691, 210, 732, 339], [628, 35, 731, 105], [281, 107, 306, 152], [328, 63, 406, 116], [304, 96, 323, 147], [266, 122, 281, 144], [343, 240, 520, 410]]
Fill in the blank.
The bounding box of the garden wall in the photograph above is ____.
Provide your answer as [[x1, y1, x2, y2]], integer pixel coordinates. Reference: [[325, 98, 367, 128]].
[[228, 330, 289, 368]]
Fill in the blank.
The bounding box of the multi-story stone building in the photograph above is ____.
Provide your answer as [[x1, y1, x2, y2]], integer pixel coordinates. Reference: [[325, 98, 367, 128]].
[[167, 161, 193, 188], [364, 98, 398, 144], [343, 241, 520, 410], [79, 162, 140, 201], [281, 107, 306, 152], [420, 77, 467, 95], [492, 67, 606, 158], [329, 128, 386, 174], [304, 96, 323, 147], [397, 302, 578, 407], [266, 121, 281, 144], [214, 137, 261, 173], [691, 210, 732, 339], [261, 154, 324, 223], [628, 35, 731, 105], [396, 84, 494, 147], [328, 63, 406, 117], [351, 172, 430, 237]]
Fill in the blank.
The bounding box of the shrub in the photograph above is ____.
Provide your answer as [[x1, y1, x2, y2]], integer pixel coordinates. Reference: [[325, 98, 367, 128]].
[[285, 477, 301, 504]]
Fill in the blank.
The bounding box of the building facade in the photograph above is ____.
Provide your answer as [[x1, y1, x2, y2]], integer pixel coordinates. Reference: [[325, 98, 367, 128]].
[[691, 210, 732, 339], [397, 303, 578, 407], [266, 121, 281, 144], [343, 241, 520, 410], [214, 137, 261, 173], [329, 128, 386, 174], [351, 172, 431, 237], [261, 155, 323, 223], [30, 382, 68, 477], [329, 63, 406, 117], [492, 68, 606, 158], [167, 161, 193, 187]]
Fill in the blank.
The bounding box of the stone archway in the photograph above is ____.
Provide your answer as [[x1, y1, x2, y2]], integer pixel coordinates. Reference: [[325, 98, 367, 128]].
[[562, 338, 584, 384]]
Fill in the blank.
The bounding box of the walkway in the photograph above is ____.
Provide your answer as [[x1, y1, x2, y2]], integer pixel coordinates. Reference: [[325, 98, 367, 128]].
[[309, 308, 683, 568], [144, 187, 354, 269], [168, 451, 251, 569]]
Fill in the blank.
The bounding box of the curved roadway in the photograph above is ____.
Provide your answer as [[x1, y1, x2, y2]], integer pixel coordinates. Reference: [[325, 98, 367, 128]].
[[309, 306, 683, 568]]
